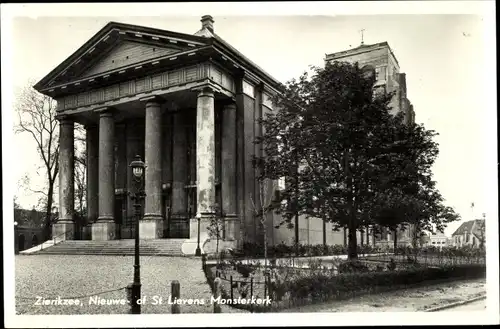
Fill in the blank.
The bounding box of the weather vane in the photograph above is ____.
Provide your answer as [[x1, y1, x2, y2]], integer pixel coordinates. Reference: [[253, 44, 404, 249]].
[[359, 28, 365, 45]]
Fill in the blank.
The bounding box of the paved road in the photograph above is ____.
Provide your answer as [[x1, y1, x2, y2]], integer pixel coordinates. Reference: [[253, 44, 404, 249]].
[[441, 299, 486, 312]]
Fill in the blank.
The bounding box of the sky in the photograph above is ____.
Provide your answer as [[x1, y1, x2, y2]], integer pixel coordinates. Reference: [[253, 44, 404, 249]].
[[2, 2, 497, 238]]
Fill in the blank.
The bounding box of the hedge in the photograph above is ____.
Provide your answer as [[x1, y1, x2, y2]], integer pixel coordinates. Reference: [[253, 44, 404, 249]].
[[207, 242, 486, 260]]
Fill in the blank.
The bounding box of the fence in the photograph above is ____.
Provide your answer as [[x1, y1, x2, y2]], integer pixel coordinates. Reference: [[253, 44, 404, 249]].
[[202, 248, 487, 313], [360, 249, 486, 268]]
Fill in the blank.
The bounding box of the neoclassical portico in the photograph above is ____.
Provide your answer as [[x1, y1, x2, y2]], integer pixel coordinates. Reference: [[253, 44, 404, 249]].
[[34, 16, 283, 249]]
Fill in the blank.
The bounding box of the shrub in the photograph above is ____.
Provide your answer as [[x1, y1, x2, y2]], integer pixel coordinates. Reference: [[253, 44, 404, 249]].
[[338, 260, 371, 274]]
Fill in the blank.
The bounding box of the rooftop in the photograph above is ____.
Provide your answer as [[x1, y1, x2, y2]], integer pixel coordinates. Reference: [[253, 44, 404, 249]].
[[34, 15, 283, 97], [451, 219, 485, 237], [325, 41, 400, 68]]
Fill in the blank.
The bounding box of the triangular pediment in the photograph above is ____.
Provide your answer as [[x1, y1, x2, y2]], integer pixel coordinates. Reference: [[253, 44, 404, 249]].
[[34, 22, 212, 94], [79, 41, 182, 79]]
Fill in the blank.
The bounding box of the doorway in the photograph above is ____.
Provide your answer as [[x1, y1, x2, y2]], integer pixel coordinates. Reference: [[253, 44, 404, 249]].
[[18, 234, 25, 252]]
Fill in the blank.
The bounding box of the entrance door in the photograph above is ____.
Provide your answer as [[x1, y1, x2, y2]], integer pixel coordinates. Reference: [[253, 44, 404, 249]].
[[18, 234, 25, 252]]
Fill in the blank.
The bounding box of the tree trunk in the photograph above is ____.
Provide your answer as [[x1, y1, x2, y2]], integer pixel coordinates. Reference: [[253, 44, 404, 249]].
[[347, 225, 358, 260], [263, 221, 268, 269], [44, 183, 54, 240], [294, 212, 299, 256], [393, 228, 398, 251], [322, 219, 327, 251]]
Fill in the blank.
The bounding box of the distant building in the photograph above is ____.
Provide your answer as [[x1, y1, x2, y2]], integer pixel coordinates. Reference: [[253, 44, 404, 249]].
[[14, 208, 46, 253], [451, 219, 485, 248], [428, 231, 448, 249]]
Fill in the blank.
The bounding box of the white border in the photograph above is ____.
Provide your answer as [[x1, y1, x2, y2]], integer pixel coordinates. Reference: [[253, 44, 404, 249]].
[[2, 1, 498, 328]]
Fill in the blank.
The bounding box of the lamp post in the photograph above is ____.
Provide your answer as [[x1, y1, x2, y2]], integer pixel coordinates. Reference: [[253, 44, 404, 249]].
[[129, 155, 145, 314], [195, 213, 202, 256]]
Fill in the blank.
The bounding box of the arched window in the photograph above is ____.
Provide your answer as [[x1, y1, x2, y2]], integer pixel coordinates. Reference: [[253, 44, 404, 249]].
[[31, 235, 39, 247], [361, 65, 376, 79]]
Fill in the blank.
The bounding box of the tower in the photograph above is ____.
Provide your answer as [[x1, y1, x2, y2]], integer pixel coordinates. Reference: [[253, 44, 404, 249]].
[[325, 42, 415, 124]]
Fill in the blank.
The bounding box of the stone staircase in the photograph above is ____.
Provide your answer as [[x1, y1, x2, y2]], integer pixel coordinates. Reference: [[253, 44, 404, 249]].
[[34, 239, 187, 256]]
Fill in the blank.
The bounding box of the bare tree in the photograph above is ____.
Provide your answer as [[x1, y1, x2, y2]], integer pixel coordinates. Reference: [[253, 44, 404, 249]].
[[15, 82, 58, 240], [250, 176, 276, 272], [74, 124, 87, 227], [207, 204, 224, 260]]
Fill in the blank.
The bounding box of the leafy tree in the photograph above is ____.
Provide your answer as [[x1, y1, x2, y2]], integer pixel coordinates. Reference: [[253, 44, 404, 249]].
[[255, 61, 458, 259]]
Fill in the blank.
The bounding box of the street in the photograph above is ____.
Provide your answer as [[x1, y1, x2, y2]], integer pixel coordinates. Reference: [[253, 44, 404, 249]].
[[441, 299, 486, 312], [283, 278, 486, 312]]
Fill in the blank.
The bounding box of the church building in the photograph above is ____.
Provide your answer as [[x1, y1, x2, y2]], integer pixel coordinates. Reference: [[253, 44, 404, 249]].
[[34, 16, 415, 253]]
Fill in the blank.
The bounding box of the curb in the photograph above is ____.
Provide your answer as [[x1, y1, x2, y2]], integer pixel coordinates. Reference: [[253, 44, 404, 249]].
[[424, 294, 486, 312]]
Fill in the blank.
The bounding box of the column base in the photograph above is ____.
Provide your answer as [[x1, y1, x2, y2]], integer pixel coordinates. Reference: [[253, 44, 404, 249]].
[[52, 222, 75, 240], [92, 221, 116, 240], [189, 215, 212, 240], [224, 214, 239, 241], [139, 217, 163, 239], [181, 217, 210, 256]]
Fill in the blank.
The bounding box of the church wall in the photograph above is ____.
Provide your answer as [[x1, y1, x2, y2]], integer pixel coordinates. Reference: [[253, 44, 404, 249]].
[[242, 87, 257, 243], [115, 123, 128, 190]]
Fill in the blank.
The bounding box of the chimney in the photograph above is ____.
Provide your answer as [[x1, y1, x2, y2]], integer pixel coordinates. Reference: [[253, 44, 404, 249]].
[[201, 15, 214, 33]]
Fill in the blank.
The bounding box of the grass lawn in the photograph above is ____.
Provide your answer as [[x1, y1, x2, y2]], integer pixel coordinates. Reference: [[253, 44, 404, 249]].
[[15, 255, 246, 314]]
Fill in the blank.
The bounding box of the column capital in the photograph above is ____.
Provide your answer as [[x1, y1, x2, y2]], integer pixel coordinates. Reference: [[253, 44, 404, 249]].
[[55, 114, 74, 124], [140, 95, 165, 105], [222, 102, 237, 111], [191, 82, 221, 96], [94, 106, 116, 117]]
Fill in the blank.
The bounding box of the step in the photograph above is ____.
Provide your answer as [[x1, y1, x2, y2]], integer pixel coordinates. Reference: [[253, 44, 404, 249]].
[[33, 238, 186, 256]]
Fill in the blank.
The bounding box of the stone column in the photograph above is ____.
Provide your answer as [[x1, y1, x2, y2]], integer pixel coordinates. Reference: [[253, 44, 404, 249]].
[[92, 108, 116, 240], [141, 96, 163, 239], [85, 125, 99, 224], [190, 87, 216, 239], [53, 116, 75, 240], [221, 102, 238, 241]]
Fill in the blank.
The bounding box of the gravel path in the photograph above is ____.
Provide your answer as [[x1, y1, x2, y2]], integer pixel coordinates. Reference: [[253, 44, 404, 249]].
[[15, 255, 247, 314], [282, 279, 486, 312]]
